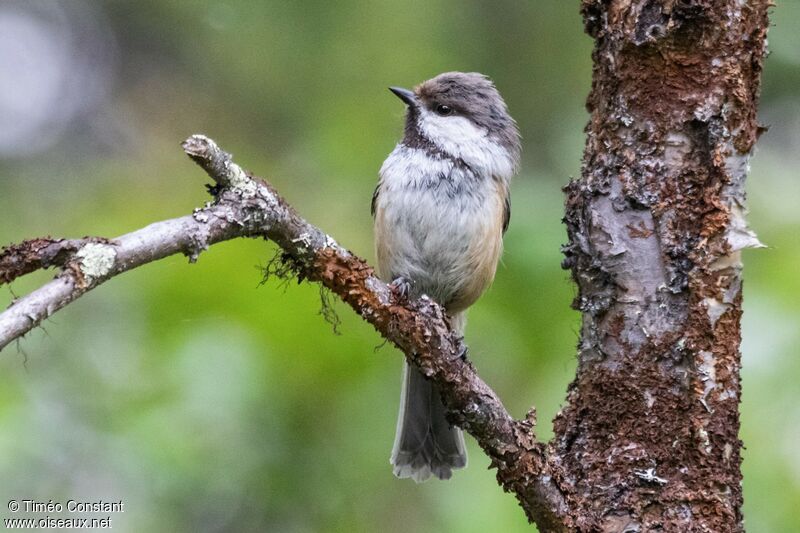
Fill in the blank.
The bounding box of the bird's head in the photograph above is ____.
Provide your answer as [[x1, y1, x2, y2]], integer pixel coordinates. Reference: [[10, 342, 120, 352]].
[[389, 72, 520, 178]]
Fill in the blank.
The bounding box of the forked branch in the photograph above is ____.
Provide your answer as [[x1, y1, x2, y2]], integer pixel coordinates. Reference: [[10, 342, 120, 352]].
[[0, 135, 570, 530]]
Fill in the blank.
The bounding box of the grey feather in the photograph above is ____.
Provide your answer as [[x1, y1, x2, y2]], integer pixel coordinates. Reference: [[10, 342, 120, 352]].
[[390, 361, 467, 482]]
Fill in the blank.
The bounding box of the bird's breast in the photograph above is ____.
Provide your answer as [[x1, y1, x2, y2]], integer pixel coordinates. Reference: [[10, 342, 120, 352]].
[[374, 145, 506, 312]]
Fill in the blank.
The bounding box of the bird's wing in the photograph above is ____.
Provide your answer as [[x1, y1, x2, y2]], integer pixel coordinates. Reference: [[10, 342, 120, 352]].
[[502, 192, 511, 234], [371, 182, 381, 218]]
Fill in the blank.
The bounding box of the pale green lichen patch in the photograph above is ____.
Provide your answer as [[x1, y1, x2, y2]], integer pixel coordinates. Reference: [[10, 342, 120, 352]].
[[75, 243, 117, 281], [192, 207, 210, 223], [226, 162, 258, 198]]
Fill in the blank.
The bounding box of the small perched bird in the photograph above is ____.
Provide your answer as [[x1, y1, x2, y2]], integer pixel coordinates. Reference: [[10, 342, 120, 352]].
[[372, 72, 521, 482]]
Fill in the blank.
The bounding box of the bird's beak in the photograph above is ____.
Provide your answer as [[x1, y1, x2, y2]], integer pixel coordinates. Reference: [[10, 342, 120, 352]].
[[389, 86, 417, 107]]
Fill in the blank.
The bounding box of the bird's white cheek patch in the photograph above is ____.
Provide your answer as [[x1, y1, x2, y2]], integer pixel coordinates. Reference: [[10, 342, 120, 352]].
[[418, 112, 487, 158], [417, 109, 514, 181]]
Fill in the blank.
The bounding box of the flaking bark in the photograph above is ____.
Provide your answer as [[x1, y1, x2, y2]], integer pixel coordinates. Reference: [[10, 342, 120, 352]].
[[556, 1, 769, 531]]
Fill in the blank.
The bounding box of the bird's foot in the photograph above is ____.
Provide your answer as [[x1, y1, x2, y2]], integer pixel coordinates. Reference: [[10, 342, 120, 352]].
[[455, 341, 469, 362], [389, 276, 414, 301]]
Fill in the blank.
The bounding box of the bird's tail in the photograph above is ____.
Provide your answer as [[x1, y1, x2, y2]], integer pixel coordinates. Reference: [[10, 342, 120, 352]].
[[390, 313, 467, 482]]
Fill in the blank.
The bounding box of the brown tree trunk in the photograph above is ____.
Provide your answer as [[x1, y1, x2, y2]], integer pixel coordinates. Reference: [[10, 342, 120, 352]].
[[555, 1, 769, 531]]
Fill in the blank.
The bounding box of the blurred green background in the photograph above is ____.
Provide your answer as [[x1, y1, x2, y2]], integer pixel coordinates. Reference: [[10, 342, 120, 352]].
[[0, 1, 797, 531]]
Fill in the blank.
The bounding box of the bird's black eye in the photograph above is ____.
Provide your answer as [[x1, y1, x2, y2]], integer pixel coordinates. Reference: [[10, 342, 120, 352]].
[[435, 104, 453, 116]]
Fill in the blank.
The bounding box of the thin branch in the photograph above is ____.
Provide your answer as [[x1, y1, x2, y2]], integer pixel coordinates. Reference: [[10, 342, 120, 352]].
[[0, 134, 570, 530], [0, 238, 91, 285]]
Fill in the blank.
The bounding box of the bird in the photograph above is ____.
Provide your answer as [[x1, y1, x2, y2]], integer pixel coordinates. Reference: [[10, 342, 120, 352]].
[[372, 72, 521, 482]]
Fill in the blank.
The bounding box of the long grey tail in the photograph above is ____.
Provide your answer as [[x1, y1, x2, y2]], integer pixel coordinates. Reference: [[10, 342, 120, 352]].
[[390, 361, 467, 482]]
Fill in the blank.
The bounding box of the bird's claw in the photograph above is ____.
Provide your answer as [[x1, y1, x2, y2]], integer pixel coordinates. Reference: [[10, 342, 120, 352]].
[[389, 276, 414, 301], [455, 342, 469, 361]]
